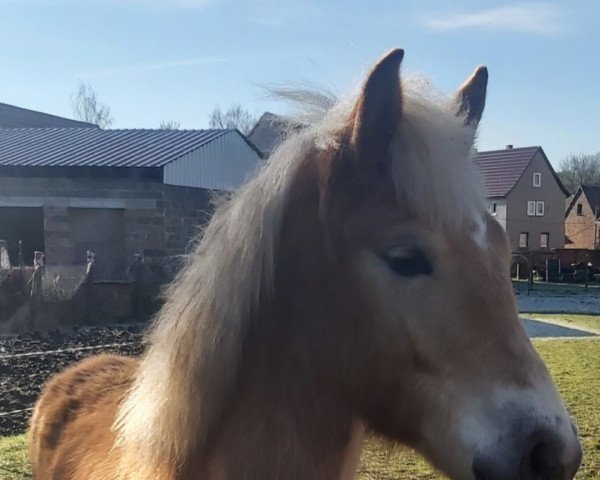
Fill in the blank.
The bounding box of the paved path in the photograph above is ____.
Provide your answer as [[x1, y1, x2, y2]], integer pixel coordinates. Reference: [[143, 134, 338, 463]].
[[521, 318, 597, 338], [518, 294, 600, 314]]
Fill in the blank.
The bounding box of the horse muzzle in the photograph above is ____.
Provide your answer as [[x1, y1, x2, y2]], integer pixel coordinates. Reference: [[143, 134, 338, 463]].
[[471, 421, 582, 480]]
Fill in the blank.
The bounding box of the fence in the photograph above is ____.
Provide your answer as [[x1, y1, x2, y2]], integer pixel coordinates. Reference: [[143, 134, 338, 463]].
[[0, 326, 145, 435], [0, 248, 167, 334]]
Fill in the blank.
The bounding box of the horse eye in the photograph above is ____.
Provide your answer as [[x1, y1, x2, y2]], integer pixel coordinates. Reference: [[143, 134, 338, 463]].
[[385, 246, 433, 277]]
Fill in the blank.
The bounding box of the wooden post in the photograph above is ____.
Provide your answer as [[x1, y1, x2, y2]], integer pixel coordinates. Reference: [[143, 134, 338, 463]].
[[0, 239, 10, 269], [31, 251, 45, 298], [85, 250, 96, 283], [84, 250, 96, 323], [131, 253, 143, 319], [18, 241, 24, 268]]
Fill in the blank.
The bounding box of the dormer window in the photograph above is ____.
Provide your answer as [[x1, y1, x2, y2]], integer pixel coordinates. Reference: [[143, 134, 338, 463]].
[[533, 172, 541, 187]]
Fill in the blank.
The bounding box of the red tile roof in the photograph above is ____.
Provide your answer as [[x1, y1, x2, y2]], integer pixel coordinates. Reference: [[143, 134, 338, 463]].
[[474, 146, 569, 198]]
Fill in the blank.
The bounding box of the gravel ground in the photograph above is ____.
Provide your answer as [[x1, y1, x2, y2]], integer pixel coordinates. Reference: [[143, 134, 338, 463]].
[[0, 325, 146, 436]]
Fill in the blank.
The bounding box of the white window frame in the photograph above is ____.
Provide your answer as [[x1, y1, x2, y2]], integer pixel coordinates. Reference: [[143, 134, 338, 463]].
[[527, 201, 536, 216], [519, 232, 529, 248], [536, 201, 545, 216], [540, 232, 549, 249], [533, 172, 541, 187]]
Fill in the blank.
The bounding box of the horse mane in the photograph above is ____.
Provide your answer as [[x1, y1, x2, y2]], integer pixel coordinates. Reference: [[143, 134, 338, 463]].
[[114, 76, 487, 467]]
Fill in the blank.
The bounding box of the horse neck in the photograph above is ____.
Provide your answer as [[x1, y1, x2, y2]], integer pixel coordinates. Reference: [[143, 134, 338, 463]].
[[193, 319, 361, 479], [191, 160, 362, 479]]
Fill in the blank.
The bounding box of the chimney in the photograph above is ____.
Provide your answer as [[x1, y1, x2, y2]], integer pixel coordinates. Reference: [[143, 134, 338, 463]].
[[506, 144, 514, 150]]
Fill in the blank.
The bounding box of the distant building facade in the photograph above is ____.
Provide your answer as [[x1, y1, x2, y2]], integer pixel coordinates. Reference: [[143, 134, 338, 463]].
[[474, 146, 569, 253], [565, 185, 600, 250]]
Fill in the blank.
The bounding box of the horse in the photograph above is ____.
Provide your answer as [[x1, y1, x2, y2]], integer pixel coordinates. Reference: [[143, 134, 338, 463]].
[[29, 49, 582, 480]]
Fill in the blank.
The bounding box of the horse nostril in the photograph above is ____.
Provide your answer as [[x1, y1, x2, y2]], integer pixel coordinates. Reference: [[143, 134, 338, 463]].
[[522, 441, 564, 480]]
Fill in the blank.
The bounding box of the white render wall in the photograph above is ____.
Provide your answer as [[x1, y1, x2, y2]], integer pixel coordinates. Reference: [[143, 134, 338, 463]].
[[163, 131, 262, 191]]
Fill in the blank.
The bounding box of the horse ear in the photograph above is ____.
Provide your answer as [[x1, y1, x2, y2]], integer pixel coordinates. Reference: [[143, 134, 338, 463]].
[[350, 48, 404, 161], [456, 66, 488, 127]]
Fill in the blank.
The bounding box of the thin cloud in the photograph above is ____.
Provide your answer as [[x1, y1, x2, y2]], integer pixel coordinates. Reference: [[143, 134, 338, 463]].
[[80, 57, 227, 78], [106, 0, 213, 9], [424, 3, 563, 35], [0, 0, 214, 9]]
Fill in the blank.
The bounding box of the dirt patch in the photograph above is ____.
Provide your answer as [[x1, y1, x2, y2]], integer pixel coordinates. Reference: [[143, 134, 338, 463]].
[[0, 325, 146, 436]]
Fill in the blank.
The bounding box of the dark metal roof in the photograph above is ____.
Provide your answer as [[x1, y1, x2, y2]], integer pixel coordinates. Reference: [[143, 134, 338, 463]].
[[566, 185, 600, 218], [0, 128, 230, 168], [581, 185, 600, 216], [474, 146, 569, 198], [0, 102, 99, 128]]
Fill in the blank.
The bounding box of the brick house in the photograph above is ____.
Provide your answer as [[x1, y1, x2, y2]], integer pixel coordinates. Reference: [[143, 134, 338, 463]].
[[0, 128, 262, 280], [565, 185, 600, 249], [474, 146, 570, 253]]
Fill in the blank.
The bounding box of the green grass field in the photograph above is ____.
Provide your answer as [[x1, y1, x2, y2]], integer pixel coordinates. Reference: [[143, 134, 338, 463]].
[[2, 339, 599, 479]]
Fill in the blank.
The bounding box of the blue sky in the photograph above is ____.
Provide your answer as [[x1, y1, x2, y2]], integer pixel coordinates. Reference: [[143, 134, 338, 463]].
[[0, 0, 598, 167]]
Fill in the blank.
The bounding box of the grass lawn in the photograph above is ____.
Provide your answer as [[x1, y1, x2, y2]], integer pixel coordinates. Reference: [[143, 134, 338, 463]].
[[521, 313, 600, 334], [2, 339, 599, 479]]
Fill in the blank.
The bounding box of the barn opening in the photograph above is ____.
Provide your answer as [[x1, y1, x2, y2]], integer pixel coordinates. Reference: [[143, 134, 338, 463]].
[[0, 207, 44, 266], [69, 208, 126, 281]]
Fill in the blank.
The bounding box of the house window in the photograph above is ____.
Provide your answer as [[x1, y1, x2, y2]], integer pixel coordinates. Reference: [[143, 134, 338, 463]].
[[491, 202, 497, 215], [527, 201, 536, 216], [577, 203, 583, 215], [536, 201, 545, 216], [540, 232, 549, 248], [533, 172, 541, 187], [519, 232, 529, 248]]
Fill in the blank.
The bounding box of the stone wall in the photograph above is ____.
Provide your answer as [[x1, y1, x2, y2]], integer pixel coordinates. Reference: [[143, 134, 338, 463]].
[[0, 169, 216, 280]]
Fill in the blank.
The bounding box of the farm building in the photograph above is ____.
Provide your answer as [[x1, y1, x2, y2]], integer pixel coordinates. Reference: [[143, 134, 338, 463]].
[[0, 101, 98, 128], [565, 185, 600, 250], [248, 112, 304, 158], [474, 145, 569, 253], [0, 128, 262, 280]]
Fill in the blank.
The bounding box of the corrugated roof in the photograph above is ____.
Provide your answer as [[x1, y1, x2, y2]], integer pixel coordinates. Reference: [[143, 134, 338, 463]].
[[474, 146, 540, 198], [0, 128, 230, 168], [0, 102, 99, 128]]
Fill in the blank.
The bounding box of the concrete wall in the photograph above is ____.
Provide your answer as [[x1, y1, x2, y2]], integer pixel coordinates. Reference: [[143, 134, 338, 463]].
[[505, 151, 566, 251], [565, 193, 598, 249], [0, 172, 214, 279]]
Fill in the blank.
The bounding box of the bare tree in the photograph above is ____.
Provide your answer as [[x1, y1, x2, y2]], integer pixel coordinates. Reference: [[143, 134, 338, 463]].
[[159, 120, 181, 130], [208, 104, 257, 135], [71, 82, 114, 128], [558, 152, 600, 194]]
